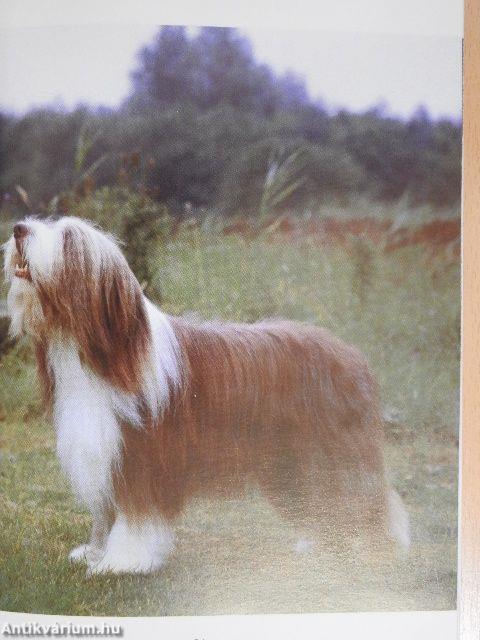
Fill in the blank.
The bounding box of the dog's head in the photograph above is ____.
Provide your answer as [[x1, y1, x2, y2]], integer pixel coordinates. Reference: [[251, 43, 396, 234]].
[[3, 216, 150, 392]]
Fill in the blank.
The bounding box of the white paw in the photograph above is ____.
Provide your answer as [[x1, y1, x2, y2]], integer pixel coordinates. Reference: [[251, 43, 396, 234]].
[[69, 544, 103, 564], [83, 514, 175, 576], [85, 514, 175, 576], [87, 554, 161, 576], [69, 544, 90, 563], [294, 537, 315, 554]]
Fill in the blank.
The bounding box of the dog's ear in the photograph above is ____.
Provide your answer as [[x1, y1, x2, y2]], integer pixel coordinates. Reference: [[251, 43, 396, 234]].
[[38, 226, 151, 394]]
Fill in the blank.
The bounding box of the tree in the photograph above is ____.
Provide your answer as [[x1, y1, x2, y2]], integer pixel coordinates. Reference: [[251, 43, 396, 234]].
[[130, 26, 195, 108], [0, 27, 462, 213], [127, 26, 309, 117]]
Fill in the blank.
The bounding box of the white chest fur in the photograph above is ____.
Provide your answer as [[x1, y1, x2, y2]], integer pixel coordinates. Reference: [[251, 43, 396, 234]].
[[48, 341, 123, 511], [46, 303, 181, 513]]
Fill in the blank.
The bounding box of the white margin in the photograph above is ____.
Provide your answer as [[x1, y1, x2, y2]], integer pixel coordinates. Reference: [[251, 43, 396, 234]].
[[0, 0, 463, 37], [0, 610, 457, 640]]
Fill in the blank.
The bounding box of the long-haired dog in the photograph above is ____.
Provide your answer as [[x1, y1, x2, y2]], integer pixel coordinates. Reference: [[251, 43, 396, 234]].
[[4, 216, 409, 574]]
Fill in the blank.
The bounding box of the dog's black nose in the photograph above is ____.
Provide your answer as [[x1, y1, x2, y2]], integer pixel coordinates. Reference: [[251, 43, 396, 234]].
[[13, 223, 29, 239]]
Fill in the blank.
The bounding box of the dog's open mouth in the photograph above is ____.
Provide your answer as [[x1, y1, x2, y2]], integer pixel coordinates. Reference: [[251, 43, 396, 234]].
[[14, 254, 31, 280]]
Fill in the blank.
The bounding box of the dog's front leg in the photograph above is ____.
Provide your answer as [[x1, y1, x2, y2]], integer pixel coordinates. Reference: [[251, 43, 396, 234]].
[[87, 513, 175, 575], [69, 504, 114, 565]]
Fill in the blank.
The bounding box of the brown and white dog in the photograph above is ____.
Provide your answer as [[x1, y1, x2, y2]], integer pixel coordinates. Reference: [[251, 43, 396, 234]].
[[3, 216, 409, 575]]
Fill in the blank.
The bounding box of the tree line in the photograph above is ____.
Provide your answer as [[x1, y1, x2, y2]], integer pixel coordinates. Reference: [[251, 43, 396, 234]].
[[0, 26, 461, 216]]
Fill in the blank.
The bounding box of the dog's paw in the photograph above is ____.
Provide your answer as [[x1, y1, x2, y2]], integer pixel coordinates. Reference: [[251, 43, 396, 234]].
[[86, 554, 158, 576], [69, 544, 103, 564], [294, 537, 315, 554], [69, 544, 90, 563]]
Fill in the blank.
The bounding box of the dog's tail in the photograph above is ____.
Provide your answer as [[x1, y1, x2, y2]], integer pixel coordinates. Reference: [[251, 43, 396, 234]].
[[387, 488, 411, 550]]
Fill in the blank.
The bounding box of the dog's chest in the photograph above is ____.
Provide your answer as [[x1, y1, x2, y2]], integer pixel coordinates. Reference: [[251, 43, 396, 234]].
[[48, 341, 122, 509]]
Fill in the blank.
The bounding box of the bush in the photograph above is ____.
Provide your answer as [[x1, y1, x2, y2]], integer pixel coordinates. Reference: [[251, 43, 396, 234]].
[[67, 187, 171, 298], [220, 141, 365, 215]]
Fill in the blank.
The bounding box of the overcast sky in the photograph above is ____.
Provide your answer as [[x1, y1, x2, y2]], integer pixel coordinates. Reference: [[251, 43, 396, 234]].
[[0, 24, 462, 120]]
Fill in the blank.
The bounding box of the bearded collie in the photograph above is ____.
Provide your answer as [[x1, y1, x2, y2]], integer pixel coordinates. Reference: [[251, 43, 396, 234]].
[[3, 216, 409, 574]]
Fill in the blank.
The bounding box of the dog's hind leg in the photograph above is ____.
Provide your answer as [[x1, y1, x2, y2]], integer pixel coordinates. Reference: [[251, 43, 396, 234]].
[[387, 488, 410, 550]]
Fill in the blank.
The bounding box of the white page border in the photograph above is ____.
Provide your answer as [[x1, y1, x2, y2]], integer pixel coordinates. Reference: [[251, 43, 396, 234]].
[[0, 0, 463, 37]]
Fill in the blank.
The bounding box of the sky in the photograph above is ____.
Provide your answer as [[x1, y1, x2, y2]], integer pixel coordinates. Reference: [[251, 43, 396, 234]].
[[0, 24, 462, 120]]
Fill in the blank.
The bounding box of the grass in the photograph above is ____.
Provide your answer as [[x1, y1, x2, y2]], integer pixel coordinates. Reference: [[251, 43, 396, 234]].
[[0, 223, 459, 615]]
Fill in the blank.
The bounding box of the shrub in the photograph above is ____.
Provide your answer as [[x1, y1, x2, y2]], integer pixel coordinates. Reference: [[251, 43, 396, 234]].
[[68, 187, 171, 298]]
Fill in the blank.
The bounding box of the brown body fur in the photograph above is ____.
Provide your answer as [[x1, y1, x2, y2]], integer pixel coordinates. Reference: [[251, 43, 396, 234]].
[[114, 317, 388, 538]]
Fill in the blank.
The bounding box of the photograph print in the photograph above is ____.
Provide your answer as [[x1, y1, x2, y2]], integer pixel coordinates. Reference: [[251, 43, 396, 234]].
[[0, 20, 461, 616]]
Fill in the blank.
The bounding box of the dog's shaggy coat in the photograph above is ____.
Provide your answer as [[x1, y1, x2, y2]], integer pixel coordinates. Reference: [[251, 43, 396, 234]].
[[4, 216, 409, 574]]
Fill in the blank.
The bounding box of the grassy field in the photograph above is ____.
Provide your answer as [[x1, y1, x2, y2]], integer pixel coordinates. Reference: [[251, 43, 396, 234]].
[[0, 223, 459, 615]]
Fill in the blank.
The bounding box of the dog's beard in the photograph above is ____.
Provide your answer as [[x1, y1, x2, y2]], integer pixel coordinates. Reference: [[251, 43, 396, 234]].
[[7, 276, 44, 338]]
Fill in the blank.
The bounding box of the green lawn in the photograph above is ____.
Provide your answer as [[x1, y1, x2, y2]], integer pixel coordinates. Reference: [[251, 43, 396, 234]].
[[0, 227, 459, 615]]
